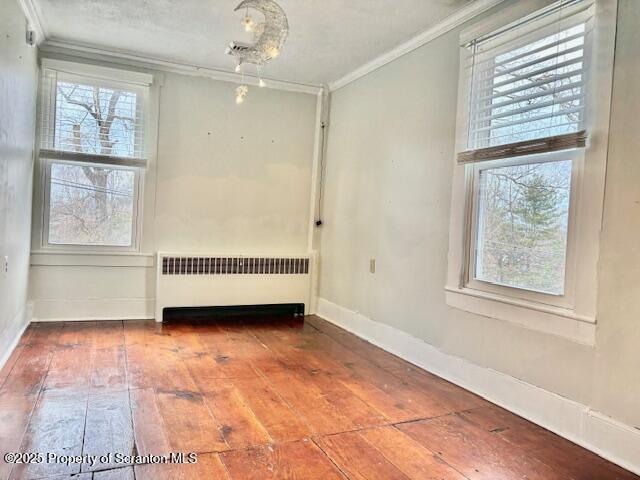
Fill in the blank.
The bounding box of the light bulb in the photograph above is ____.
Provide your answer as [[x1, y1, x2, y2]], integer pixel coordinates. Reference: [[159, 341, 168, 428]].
[[235, 85, 248, 104], [266, 46, 280, 59], [235, 63, 242, 73], [259, 78, 266, 88], [243, 15, 255, 32]]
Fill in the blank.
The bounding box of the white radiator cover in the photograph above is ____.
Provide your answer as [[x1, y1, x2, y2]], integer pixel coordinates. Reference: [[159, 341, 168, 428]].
[[155, 252, 313, 322]]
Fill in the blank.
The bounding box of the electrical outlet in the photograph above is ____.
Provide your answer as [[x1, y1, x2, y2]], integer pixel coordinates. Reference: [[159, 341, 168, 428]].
[[369, 258, 376, 274], [3, 256, 8, 273]]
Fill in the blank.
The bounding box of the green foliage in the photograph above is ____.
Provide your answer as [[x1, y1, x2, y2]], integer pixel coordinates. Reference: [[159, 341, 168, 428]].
[[476, 161, 571, 294]]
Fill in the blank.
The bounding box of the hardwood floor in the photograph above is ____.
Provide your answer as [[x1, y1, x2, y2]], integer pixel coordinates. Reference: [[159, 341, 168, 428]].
[[0, 315, 636, 480]]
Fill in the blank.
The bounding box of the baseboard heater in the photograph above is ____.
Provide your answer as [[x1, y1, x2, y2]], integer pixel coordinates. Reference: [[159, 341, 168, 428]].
[[155, 252, 313, 322], [163, 303, 305, 322]]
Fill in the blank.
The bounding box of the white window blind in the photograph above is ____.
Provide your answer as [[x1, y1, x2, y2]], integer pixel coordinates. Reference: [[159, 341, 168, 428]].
[[458, 0, 594, 163], [39, 63, 150, 168]]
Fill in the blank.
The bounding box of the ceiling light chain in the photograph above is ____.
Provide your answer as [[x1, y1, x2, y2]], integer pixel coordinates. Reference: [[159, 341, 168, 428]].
[[236, 67, 248, 104], [257, 64, 266, 88]]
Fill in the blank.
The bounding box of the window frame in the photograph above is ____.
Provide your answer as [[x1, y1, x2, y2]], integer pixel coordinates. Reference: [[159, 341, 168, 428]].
[[463, 149, 582, 310], [34, 59, 154, 253], [446, 0, 617, 345], [42, 158, 144, 252]]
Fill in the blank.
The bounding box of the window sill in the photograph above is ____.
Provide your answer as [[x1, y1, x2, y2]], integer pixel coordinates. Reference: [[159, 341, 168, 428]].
[[445, 285, 596, 346], [30, 251, 155, 268]]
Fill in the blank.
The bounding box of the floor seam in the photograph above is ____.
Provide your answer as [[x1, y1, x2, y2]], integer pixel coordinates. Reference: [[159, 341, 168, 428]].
[[388, 423, 473, 480], [244, 327, 318, 436], [122, 319, 142, 466], [311, 436, 352, 480], [78, 333, 96, 476], [390, 405, 491, 428]]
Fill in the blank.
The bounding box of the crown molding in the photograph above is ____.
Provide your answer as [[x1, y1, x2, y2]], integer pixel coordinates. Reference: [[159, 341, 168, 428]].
[[39, 38, 323, 96], [25, 0, 506, 94], [328, 0, 508, 91], [16, 0, 46, 44]]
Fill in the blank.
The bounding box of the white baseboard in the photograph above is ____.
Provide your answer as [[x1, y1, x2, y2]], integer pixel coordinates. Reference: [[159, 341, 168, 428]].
[[29, 298, 155, 322], [0, 306, 29, 371], [316, 298, 640, 475]]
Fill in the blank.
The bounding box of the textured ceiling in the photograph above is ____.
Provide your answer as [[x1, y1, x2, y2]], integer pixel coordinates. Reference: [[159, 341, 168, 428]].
[[35, 0, 474, 86]]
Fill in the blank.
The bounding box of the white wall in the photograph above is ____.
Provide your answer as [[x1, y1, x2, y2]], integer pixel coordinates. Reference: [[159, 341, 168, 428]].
[[153, 73, 315, 254], [319, 0, 640, 442], [28, 69, 318, 321], [0, 0, 38, 364]]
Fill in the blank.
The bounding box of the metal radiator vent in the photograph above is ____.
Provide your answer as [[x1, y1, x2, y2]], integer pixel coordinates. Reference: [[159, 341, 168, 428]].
[[161, 257, 309, 275]]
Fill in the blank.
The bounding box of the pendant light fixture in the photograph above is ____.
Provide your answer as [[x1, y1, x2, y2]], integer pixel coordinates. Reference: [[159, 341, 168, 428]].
[[225, 0, 289, 103]]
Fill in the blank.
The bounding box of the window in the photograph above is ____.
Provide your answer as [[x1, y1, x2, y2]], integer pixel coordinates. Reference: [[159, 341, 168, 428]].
[[47, 163, 137, 247], [466, 22, 588, 150], [38, 60, 152, 250], [45, 76, 144, 157], [459, 0, 593, 302], [472, 157, 572, 295], [446, 0, 617, 343]]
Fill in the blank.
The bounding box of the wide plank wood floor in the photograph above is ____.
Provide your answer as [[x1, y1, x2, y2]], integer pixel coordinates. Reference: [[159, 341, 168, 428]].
[[0, 315, 637, 480]]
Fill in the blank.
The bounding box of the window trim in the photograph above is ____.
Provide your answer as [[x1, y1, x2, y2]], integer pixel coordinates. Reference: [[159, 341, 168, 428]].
[[32, 58, 158, 254], [41, 58, 153, 88], [446, 0, 618, 345]]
